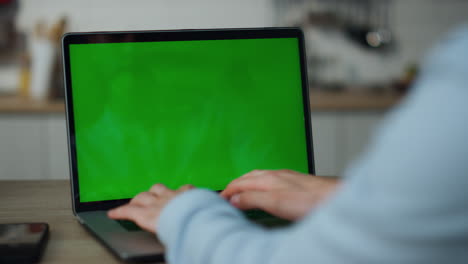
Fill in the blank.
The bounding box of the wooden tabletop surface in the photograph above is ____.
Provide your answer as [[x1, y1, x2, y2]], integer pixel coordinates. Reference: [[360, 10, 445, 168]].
[[0, 91, 402, 114], [0, 180, 155, 264]]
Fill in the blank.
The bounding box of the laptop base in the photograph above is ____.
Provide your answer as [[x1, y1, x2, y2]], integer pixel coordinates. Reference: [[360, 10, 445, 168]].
[[77, 211, 164, 263]]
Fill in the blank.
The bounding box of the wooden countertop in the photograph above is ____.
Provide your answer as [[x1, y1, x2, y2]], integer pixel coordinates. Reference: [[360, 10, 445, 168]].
[[0, 96, 65, 114], [0, 180, 158, 264], [309, 91, 402, 111], [0, 91, 402, 114]]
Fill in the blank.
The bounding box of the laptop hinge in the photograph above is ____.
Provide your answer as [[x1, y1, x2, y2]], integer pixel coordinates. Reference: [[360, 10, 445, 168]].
[[75, 214, 85, 224]]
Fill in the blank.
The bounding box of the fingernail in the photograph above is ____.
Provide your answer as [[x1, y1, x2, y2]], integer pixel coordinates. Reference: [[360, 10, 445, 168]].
[[230, 194, 240, 205]]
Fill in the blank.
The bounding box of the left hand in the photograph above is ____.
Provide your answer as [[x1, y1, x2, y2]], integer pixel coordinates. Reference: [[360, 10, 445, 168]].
[[108, 184, 194, 233]]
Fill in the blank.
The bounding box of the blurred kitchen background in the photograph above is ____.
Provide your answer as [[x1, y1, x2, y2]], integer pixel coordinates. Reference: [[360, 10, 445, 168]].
[[0, 0, 467, 180]]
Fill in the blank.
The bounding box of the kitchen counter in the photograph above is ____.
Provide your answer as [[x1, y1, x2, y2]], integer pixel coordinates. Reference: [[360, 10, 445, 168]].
[[0, 91, 403, 114], [0, 96, 65, 114], [309, 91, 402, 111]]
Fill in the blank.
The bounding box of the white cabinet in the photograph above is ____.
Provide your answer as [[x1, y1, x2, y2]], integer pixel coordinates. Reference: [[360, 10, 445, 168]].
[[46, 115, 70, 179], [0, 116, 47, 180], [339, 113, 383, 174], [0, 114, 69, 180], [311, 111, 385, 177], [311, 113, 341, 176]]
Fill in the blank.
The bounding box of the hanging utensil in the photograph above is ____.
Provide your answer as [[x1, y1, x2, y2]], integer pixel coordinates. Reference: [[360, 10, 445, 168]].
[[365, 0, 393, 50], [345, 0, 374, 49]]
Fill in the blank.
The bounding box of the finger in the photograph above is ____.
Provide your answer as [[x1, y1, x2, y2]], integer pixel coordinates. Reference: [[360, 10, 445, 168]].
[[149, 183, 170, 196], [223, 170, 265, 192], [225, 169, 304, 196], [230, 191, 276, 212], [177, 184, 195, 193], [108, 204, 144, 221], [220, 177, 258, 199], [240, 169, 267, 178], [220, 175, 271, 199], [108, 205, 158, 233], [130, 192, 157, 206]]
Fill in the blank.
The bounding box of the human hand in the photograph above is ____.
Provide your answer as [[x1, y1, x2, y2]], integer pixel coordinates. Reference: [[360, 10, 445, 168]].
[[108, 184, 194, 233], [220, 170, 340, 221]]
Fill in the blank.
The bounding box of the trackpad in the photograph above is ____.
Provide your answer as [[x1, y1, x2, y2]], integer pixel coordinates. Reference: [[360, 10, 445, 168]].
[[107, 231, 165, 255], [116, 220, 142, 232], [78, 211, 165, 260]]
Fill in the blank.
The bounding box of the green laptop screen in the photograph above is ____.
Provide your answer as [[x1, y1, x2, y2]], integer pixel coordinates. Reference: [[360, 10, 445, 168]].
[[69, 37, 309, 202]]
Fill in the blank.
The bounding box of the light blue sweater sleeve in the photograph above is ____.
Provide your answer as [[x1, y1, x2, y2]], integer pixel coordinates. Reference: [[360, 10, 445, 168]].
[[157, 25, 468, 264]]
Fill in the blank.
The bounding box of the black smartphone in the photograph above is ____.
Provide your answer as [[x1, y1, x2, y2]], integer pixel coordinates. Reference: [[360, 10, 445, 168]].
[[0, 223, 49, 264]]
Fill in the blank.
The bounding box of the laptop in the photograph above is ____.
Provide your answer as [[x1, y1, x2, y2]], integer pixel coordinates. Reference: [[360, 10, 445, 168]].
[[62, 27, 315, 263]]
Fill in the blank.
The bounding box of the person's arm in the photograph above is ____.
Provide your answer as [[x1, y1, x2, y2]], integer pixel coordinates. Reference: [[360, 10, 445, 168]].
[[157, 190, 284, 264]]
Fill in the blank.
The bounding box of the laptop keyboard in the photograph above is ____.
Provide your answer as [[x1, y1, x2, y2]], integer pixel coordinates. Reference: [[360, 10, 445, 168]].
[[116, 211, 286, 231], [117, 220, 142, 231], [244, 209, 274, 219], [244, 210, 291, 228], [116, 212, 289, 231]]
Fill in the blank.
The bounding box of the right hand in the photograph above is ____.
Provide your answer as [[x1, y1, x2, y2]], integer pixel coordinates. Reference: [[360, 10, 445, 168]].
[[220, 170, 340, 221]]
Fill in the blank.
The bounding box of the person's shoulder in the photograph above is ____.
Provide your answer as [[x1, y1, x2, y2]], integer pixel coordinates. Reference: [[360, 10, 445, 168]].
[[431, 24, 468, 51], [444, 24, 468, 54], [446, 24, 468, 42], [422, 24, 468, 77]]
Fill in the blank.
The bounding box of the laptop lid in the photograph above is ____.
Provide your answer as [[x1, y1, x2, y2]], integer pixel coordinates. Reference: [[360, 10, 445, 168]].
[[62, 28, 315, 214]]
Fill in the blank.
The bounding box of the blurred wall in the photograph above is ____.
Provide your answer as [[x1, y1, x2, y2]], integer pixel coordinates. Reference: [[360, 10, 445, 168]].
[[16, 0, 274, 33], [302, 0, 468, 86], [394, 0, 468, 64], [13, 0, 468, 87]]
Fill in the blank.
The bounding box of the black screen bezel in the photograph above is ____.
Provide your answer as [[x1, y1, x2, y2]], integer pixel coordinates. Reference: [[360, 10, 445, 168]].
[[62, 27, 315, 214]]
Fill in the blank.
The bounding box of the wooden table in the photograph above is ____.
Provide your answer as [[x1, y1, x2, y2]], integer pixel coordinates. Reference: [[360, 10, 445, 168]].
[[0, 180, 143, 264]]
